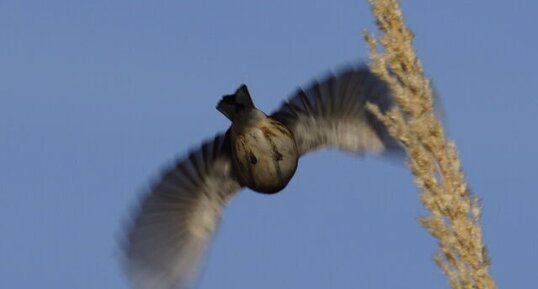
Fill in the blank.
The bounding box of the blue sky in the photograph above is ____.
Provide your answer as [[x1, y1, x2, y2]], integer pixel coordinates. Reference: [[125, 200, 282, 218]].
[[1, 1, 537, 288]]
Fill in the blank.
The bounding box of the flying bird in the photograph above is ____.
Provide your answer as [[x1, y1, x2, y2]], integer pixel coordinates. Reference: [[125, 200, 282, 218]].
[[123, 65, 402, 289]]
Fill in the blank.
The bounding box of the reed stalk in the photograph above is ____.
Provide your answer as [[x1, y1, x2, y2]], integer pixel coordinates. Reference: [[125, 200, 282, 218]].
[[364, 1, 496, 288]]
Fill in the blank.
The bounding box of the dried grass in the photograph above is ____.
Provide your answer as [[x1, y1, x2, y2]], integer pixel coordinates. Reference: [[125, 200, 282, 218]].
[[363, 1, 496, 288]]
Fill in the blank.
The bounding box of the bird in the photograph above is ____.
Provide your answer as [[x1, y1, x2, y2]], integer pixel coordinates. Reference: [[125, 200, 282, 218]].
[[122, 65, 402, 289]]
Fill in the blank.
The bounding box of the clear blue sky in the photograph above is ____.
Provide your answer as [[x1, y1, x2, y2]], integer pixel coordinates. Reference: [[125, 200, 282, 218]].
[[1, 1, 537, 288]]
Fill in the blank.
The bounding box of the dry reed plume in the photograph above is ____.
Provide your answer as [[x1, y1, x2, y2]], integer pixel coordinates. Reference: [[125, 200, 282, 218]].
[[363, 1, 496, 288]]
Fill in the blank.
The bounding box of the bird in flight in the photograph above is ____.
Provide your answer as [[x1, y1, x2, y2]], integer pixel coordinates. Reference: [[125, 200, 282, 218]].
[[122, 65, 402, 289]]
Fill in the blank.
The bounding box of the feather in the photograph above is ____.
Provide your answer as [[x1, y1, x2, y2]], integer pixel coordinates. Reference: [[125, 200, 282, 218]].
[[122, 132, 242, 289], [271, 65, 402, 156]]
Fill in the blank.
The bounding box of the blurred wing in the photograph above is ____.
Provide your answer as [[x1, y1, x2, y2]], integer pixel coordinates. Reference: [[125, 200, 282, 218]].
[[123, 132, 242, 289], [271, 65, 401, 156]]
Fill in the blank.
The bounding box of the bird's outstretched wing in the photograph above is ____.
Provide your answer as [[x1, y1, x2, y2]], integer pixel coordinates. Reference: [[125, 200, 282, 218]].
[[271, 65, 402, 156], [123, 132, 242, 289]]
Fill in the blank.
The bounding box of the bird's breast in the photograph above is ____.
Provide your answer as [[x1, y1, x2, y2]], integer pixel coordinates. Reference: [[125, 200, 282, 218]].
[[231, 118, 298, 194]]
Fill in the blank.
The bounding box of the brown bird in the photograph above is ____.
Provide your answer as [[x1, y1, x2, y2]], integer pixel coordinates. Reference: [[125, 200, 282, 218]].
[[123, 65, 401, 289]]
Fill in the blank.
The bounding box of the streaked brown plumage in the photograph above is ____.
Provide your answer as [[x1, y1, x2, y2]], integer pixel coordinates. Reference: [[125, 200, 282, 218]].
[[122, 65, 402, 289], [220, 86, 299, 194]]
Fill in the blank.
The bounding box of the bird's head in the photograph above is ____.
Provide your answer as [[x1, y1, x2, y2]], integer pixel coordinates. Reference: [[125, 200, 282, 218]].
[[216, 84, 256, 122]]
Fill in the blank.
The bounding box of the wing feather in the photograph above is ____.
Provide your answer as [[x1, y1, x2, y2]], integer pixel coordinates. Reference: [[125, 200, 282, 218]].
[[271, 65, 401, 156], [123, 132, 242, 289]]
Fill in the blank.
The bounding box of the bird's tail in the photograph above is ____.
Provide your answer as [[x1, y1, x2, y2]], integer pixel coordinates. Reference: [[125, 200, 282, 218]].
[[217, 84, 255, 121]]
